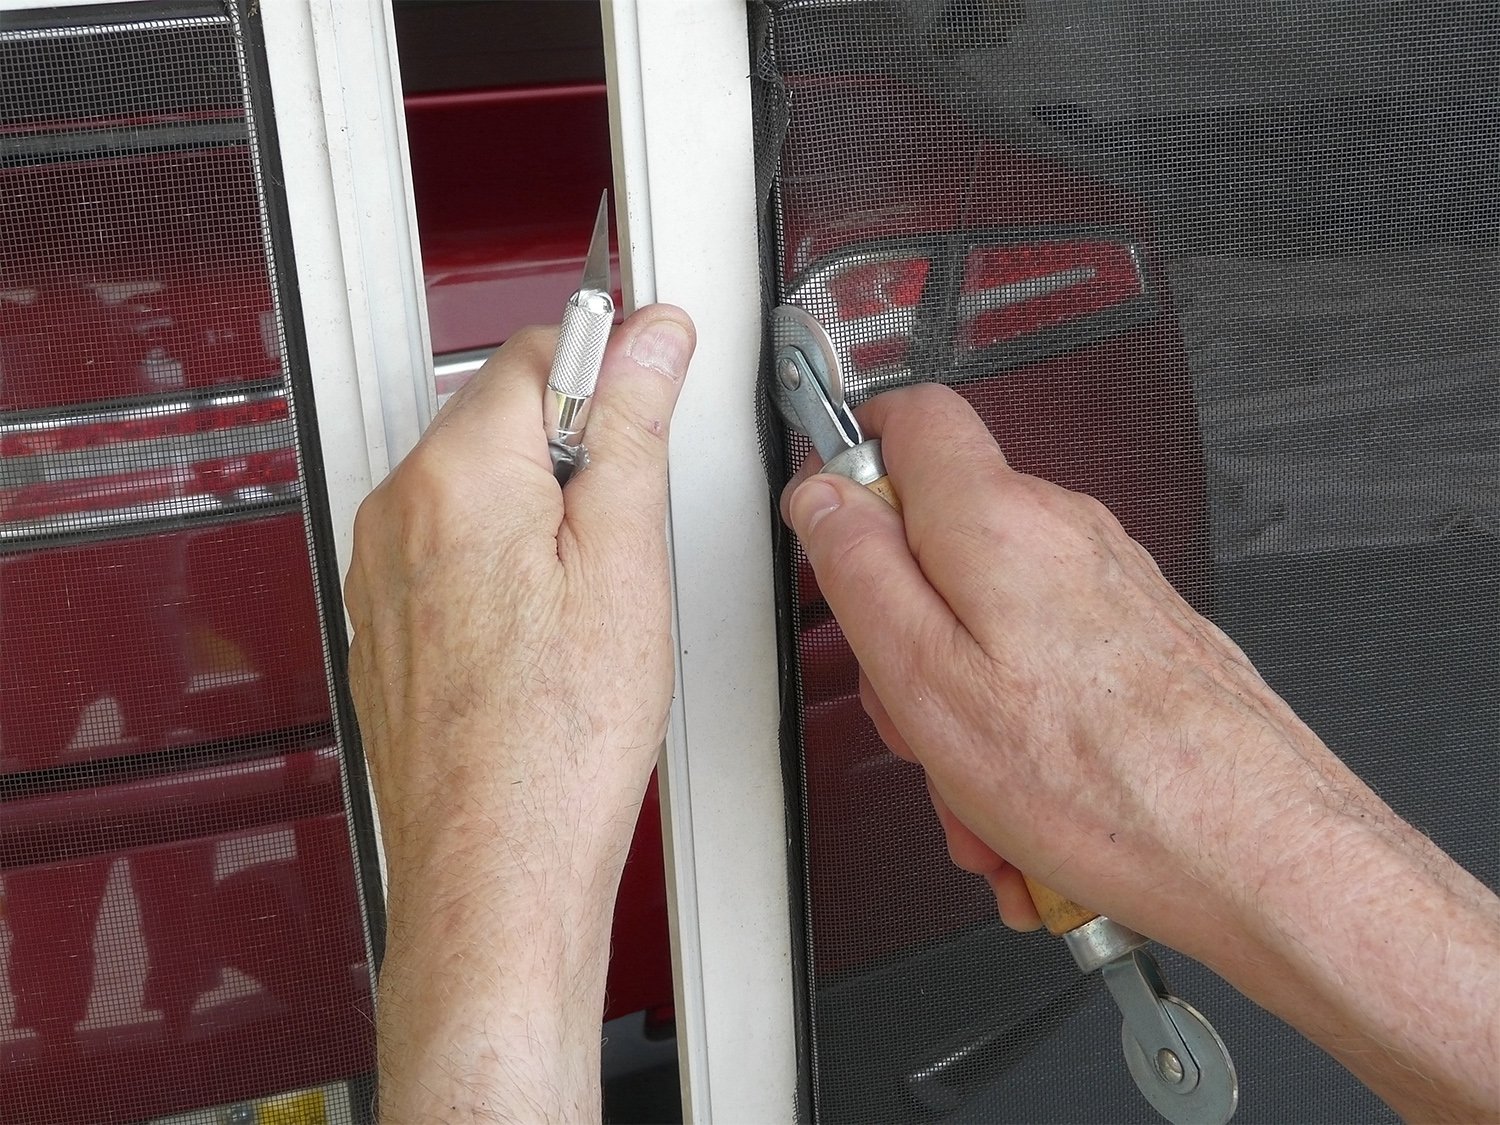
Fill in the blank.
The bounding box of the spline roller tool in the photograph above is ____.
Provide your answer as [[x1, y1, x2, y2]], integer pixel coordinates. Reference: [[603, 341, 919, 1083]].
[[769, 303, 1239, 1125]]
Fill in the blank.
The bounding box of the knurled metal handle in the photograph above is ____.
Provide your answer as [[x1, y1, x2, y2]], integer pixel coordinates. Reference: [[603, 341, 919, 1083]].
[[549, 290, 614, 398]]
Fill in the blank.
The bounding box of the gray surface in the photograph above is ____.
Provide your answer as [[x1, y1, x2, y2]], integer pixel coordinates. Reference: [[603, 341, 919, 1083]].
[[1175, 249, 1499, 562], [782, 3, 1499, 1121]]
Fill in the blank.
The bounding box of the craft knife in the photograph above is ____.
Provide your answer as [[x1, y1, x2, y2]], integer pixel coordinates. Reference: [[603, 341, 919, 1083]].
[[545, 191, 614, 483]]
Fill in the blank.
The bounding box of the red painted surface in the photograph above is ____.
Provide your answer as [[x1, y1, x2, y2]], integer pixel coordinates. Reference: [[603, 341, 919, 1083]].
[[1, 515, 331, 776], [2, 76, 373, 1121], [0, 66, 673, 1124], [1, 515, 363, 1122], [405, 86, 619, 355], [2, 18, 650, 1125], [779, 78, 1148, 280], [0, 148, 280, 413], [604, 774, 673, 1024], [0, 70, 674, 1120], [0, 758, 374, 1124]]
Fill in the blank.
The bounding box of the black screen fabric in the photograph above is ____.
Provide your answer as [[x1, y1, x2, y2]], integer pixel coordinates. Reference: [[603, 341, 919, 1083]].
[[0, 5, 379, 1122], [756, 2, 1498, 1121]]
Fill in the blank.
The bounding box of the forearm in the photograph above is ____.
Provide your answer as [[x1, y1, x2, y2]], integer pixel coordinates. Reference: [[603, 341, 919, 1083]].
[[344, 307, 695, 1122], [782, 390, 1500, 1119], [375, 836, 626, 1123], [1205, 785, 1500, 1123]]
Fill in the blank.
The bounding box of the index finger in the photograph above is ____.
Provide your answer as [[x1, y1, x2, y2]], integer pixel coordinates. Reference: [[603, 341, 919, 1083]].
[[413, 325, 565, 536], [423, 325, 559, 481], [850, 383, 1042, 639], [855, 382, 1009, 473]]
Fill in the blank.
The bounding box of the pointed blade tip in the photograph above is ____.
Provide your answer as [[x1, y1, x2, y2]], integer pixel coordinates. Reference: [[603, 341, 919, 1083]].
[[581, 191, 611, 293]]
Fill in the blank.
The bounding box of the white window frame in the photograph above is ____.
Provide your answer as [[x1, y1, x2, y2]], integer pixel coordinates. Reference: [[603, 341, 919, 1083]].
[[605, 1, 799, 1120], [258, 0, 435, 575]]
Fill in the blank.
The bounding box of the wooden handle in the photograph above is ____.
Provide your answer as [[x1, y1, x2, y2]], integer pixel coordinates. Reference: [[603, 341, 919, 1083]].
[[865, 474, 900, 512], [1023, 875, 1098, 935]]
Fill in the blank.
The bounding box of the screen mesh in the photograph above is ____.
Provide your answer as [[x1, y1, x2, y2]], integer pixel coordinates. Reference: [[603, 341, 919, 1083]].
[[1, 5, 378, 1123], [756, 2, 1498, 1121]]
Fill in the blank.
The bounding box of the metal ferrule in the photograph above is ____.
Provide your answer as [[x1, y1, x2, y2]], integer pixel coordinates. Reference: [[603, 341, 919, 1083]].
[[544, 389, 592, 448], [822, 439, 887, 487], [548, 439, 587, 484], [1063, 914, 1150, 974]]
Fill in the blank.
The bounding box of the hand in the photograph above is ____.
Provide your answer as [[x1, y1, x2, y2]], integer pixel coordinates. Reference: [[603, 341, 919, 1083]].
[[345, 304, 695, 1121], [781, 383, 1500, 1123], [781, 382, 1352, 952]]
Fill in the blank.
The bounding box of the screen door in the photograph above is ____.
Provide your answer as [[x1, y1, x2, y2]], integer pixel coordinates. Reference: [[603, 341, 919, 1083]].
[[750, 1, 1497, 1121], [0, 2, 427, 1120]]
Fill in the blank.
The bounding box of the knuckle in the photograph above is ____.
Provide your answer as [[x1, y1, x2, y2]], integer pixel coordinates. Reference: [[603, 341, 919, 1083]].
[[362, 445, 464, 565], [593, 394, 671, 462], [342, 570, 366, 623], [1072, 489, 1114, 522], [900, 384, 978, 439], [866, 382, 957, 436], [1009, 472, 1082, 524], [813, 519, 883, 596], [347, 492, 389, 602], [384, 445, 442, 520], [501, 324, 558, 366], [351, 475, 397, 539], [1069, 490, 1127, 541], [899, 381, 963, 413], [972, 455, 1018, 498], [947, 837, 990, 875]]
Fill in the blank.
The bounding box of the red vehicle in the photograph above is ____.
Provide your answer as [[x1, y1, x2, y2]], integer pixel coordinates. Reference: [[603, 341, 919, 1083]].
[[1, 78, 376, 1125], [1, 3, 1208, 1123]]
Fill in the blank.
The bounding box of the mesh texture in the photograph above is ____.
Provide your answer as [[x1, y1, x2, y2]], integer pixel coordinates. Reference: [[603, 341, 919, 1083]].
[[757, 2, 1498, 1121], [1, 6, 376, 1123]]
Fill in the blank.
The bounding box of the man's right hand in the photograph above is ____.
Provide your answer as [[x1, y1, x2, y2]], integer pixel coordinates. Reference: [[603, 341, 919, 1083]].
[[781, 382, 1500, 1124], [782, 381, 1354, 954]]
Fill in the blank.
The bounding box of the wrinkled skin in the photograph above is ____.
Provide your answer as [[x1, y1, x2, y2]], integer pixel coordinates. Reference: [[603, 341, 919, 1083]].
[[347, 319, 685, 894], [344, 301, 1498, 1123], [782, 383, 1500, 1124], [782, 383, 1363, 945], [345, 305, 695, 1122]]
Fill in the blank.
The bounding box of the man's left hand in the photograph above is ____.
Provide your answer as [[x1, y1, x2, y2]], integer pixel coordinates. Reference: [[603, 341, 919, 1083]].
[[344, 304, 695, 1120]]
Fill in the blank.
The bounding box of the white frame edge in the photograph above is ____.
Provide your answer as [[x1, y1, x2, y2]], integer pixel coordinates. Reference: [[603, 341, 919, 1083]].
[[257, 0, 429, 900], [604, 1, 798, 1121], [260, 0, 434, 585]]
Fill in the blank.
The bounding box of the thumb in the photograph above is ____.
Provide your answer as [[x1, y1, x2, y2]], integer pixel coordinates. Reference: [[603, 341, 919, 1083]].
[[787, 472, 963, 699], [563, 304, 695, 549]]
